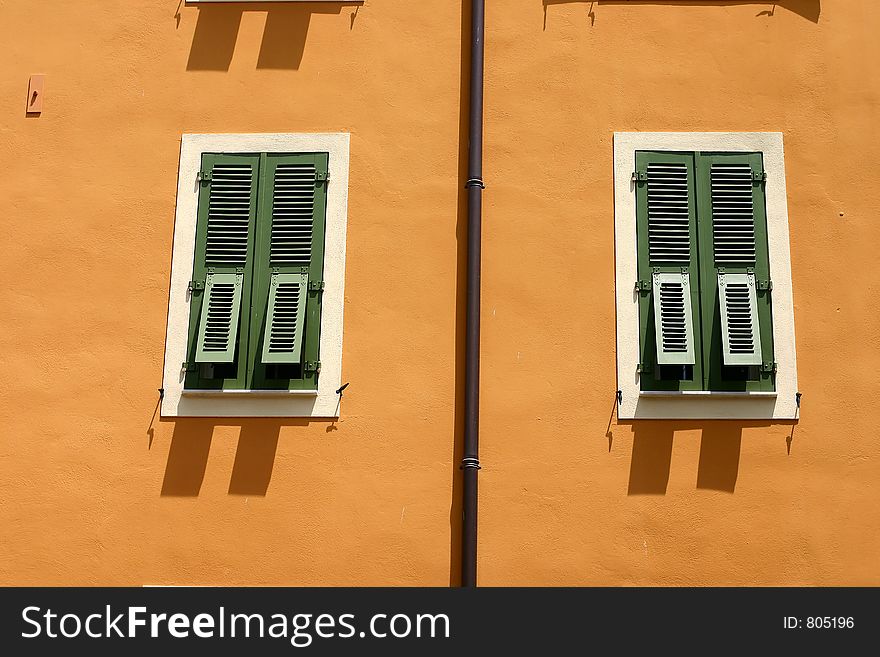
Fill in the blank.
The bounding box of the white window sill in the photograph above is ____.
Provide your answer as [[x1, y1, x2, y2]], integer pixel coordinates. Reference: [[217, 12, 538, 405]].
[[181, 389, 319, 397], [639, 391, 778, 398]]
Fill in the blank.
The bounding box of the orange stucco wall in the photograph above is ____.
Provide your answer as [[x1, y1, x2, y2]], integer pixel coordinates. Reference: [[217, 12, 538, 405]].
[[1, 0, 878, 586]]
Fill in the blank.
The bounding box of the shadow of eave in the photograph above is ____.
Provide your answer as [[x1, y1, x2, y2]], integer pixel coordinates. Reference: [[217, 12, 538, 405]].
[[185, 3, 363, 72], [542, 1, 821, 24]]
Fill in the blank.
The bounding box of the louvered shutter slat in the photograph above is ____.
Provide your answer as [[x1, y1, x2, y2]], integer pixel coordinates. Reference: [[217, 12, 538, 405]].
[[204, 164, 254, 266], [262, 273, 309, 364], [711, 163, 757, 265], [195, 272, 244, 363], [718, 272, 763, 366], [647, 163, 691, 264], [652, 272, 696, 365], [270, 164, 317, 266]]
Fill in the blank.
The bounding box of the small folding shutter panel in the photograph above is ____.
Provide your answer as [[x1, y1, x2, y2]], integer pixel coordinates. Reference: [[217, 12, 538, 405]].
[[718, 272, 762, 366], [646, 160, 696, 365], [261, 158, 318, 364], [192, 159, 255, 364], [196, 273, 243, 363], [262, 273, 309, 363], [710, 161, 763, 365], [652, 272, 696, 365]]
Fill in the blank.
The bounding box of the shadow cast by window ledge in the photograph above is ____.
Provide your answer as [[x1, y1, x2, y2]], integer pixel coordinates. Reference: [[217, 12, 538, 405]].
[[228, 423, 281, 496], [622, 420, 787, 496], [542, 1, 821, 25], [186, 3, 360, 72], [696, 424, 742, 492], [159, 417, 326, 497]]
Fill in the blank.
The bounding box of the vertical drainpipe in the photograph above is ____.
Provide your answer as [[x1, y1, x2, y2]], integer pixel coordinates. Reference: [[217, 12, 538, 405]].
[[461, 0, 485, 588]]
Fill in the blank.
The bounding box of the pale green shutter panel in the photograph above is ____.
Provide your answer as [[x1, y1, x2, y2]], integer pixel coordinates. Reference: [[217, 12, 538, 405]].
[[262, 272, 309, 363], [718, 272, 762, 366], [196, 273, 244, 363], [710, 161, 764, 366], [652, 271, 696, 365]]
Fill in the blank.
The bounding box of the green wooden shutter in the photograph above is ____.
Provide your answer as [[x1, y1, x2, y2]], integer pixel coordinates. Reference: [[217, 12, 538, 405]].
[[185, 154, 259, 389], [249, 153, 329, 390], [695, 153, 775, 391], [635, 152, 703, 391]]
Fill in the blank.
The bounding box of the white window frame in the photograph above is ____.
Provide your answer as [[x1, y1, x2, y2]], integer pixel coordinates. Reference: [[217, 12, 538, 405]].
[[161, 133, 350, 418], [613, 132, 798, 420]]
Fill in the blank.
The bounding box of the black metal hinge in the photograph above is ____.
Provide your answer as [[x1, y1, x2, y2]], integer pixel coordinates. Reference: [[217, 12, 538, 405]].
[[304, 361, 321, 373], [316, 170, 330, 183], [762, 361, 778, 374], [198, 171, 212, 184], [632, 170, 648, 183], [752, 170, 767, 182], [181, 362, 198, 372], [635, 280, 652, 292], [188, 280, 205, 293], [308, 281, 325, 293]]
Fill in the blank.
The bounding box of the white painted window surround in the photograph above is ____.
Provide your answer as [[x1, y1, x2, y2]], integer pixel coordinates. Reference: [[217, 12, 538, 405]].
[[161, 133, 350, 418], [613, 132, 798, 420]]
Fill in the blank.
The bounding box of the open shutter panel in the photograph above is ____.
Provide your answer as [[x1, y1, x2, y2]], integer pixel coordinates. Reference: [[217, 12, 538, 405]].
[[646, 161, 696, 366], [195, 273, 244, 363], [718, 272, 762, 366], [262, 273, 309, 363], [652, 272, 696, 365]]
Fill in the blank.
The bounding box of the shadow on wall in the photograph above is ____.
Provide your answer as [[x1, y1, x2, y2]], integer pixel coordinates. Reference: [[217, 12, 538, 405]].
[[186, 2, 362, 71], [541, 1, 821, 25], [159, 418, 329, 497], [623, 420, 794, 495]]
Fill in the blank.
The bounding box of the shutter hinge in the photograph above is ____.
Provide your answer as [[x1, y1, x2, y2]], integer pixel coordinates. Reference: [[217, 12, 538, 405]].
[[751, 170, 767, 182], [635, 280, 652, 292], [181, 362, 198, 372], [308, 281, 325, 293], [188, 280, 205, 293], [637, 362, 652, 374], [198, 170, 212, 184], [316, 170, 330, 183], [757, 279, 773, 291], [304, 361, 321, 373], [762, 361, 778, 374], [632, 170, 648, 183]]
